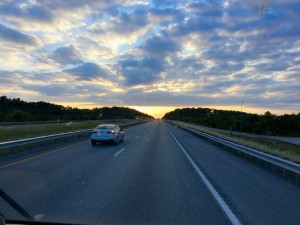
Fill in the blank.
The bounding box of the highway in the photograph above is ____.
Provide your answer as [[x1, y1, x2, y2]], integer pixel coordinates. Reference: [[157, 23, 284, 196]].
[[0, 120, 299, 225], [175, 121, 300, 146]]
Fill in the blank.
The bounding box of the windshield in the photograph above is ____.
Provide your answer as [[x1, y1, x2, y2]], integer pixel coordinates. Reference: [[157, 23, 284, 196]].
[[0, 0, 300, 225]]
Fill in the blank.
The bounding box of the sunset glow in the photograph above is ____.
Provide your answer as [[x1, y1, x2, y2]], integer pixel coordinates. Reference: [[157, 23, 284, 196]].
[[1, 0, 299, 117]]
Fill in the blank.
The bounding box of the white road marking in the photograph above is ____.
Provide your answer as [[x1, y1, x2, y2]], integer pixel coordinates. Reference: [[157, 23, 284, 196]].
[[114, 148, 126, 157], [164, 123, 242, 225], [135, 135, 141, 140], [34, 214, 44, 220]]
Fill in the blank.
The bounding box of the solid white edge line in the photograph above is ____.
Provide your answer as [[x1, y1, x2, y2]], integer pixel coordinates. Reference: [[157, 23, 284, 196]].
[[164, 123, 242, 225], [114, 147, 126, 157]]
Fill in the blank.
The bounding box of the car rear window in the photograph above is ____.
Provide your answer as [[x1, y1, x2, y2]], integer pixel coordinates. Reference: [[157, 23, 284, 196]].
[[97, 125, 114, 129]]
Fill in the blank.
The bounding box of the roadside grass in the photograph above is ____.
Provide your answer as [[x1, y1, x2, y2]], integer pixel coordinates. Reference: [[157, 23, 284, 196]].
[[171, 120, 300, 163], [0, 119, 136, 143]]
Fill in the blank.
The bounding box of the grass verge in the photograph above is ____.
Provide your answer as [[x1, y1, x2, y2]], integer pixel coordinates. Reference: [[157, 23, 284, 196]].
[[0, 119, 138, 143], [171, 120, 300, 163]]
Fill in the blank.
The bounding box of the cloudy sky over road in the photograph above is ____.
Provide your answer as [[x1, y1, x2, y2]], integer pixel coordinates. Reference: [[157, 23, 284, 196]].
[[0, 0, 299, 117]]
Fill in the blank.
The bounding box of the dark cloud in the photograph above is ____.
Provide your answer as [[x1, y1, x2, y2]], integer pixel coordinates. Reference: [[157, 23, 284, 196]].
[[140, 35, 180, 57], [1, 0, 300, 113], [0, 0, 120, 27], [207, 62, 245, 76], [240, 77, 275, 89], [116, 85, 300, 109], [186, 1, 223, 18], [253, 61, 290, 72], [49, 45, 83, 65], [26, 5, 53, 22], [167, 56, 206, 80], [64, 63, 108, 80], [114, 10, 149, 33], [202, 41, 252, 62], [0, 24, 36, 45], [164, 2, 224, 38], [175, 56, 205, 70], [21, 82, 109, 97], [89, 9, 149, 35], [200, 80, 240, 94], [150, 7, 182, 18], [119, 57, 165, 86], [0, 3, 53, 23], [233, 73, 250, 80], [23, 84, 71, 96], [170, 16, 221, 37], [116, 89, 241, 106], [40, 0, 115, 11], [0, 70, 23, 84]]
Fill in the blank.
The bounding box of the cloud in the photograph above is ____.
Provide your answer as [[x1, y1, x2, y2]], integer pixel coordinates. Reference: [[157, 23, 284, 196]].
[[23, 84, 70, 96], [87, 8, 151, 36], [0, 24, 36, 45], [0, 0, 300, 114], [151, 0, 182, 8], [177, 57, 205, 70], [252, 61, 290, 72], [140, 35, 180, 57], [149, 7, 181, 19], [23, 82, 100, 96], [49, 45, 83, 65], [119, 56, 165, 86], [0, 70, 23, 84], [72, 36, 114, 60], [202, 41, 250, 62], [0, 2, 53, 23], [207, 62, 245, 76], [83, 10, 154, 54], [185, 1, 224, 18], [64, 63, 108, 80], [116, 89, 239, 106]]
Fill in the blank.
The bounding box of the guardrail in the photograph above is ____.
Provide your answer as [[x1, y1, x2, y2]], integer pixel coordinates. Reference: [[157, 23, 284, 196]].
[[0, 122, 143, 155], [169, 121, 300, 183], [0, 119, 144, 126]]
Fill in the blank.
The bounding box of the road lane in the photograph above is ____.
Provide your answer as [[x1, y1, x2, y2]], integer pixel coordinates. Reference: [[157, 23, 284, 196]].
[[1, 119, 299, 225], [113, 147, 126, 157], [165, 122, 300, 225], [0, 120, 229, 225], [165, 123, 241, 225]]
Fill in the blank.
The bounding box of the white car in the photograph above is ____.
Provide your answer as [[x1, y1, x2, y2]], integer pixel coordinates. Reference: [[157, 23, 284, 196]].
[[91, 124, 124, 145]]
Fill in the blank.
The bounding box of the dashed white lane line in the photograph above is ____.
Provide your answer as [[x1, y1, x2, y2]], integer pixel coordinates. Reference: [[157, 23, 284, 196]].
[[34, 214, 44, 220], [135, 135, 141, 140], [114, 148, 126, 157], [164, 123, 242, 225]]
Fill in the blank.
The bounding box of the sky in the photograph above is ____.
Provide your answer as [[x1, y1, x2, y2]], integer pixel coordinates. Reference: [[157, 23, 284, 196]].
[[0, 0, 299, 118]]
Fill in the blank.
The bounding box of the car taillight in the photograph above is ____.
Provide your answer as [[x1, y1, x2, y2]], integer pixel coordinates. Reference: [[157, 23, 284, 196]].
[[107, 130, 115, 134]]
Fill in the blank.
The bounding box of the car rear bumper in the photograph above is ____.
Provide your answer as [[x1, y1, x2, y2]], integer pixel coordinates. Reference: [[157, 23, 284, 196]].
[[91, 136, 116, 142]]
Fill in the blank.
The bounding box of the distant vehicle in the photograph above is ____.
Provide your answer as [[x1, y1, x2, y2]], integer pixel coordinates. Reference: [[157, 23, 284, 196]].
[[91, 124, 124, 145]]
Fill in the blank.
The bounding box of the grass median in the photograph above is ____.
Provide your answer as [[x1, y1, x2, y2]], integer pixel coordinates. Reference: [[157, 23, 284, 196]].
[[170, 120, 300, 163], [0, 119, 137, 143]]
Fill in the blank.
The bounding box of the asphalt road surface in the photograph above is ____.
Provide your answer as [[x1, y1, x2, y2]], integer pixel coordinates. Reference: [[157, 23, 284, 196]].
[[0, 120, 299, 225]]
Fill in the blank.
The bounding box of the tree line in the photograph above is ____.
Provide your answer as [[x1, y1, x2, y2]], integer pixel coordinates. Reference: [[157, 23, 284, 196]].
[[162, 107, 300, 137], [0, 96, 153, 122]]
